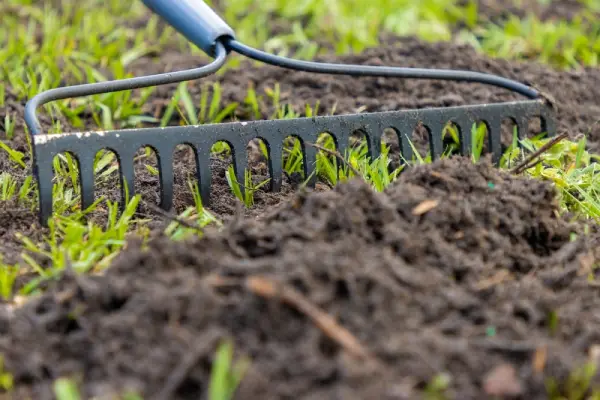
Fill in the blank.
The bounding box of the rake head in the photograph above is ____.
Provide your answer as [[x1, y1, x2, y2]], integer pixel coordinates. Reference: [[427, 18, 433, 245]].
[[25, 0, 557, 227]]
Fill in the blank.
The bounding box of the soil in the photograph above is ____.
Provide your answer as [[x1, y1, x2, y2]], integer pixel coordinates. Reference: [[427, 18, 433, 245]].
[[3, 5, 600, 397], [3, 157, 600, 400]]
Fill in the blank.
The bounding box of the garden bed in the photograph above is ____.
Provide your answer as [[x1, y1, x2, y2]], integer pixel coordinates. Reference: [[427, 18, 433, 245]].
[[3, 2, 600, 399], [2, 35, 600, 265], [3, 156, 600, 399]]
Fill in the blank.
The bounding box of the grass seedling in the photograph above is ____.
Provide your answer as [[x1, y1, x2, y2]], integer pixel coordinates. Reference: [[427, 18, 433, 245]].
[[0, 173, 18, 201], [52, 376, 142, 400], [0, 141, 26, 169], [244, 85, 262, 120], [209, 340, 250, 400], [53, 378, 82, 400], [471, 122, 488, 162], [545, 361, 600, 400], [1, 113, 15, 140], [424, 373, 452, 400], [164, 179, 221, 241], [226, 165, 271, 207], [0, 257, 19, 301], [0, 356, 13, 392]]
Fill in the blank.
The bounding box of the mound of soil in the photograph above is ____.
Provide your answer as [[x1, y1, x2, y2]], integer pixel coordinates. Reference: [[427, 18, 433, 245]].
[[3, 156, 600, 399]]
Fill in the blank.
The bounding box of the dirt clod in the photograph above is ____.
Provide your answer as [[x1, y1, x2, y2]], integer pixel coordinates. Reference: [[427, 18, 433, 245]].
[[483, 363, 523, 397]]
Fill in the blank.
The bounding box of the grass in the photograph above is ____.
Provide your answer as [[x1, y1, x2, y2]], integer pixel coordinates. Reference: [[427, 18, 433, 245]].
[[2, 0, 600, 398], [460, 12, 600, 69]]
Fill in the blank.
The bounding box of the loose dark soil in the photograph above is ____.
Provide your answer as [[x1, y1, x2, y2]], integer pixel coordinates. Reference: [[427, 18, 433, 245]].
[[3, 157, 600, 400], [3, 9, 600, 397]]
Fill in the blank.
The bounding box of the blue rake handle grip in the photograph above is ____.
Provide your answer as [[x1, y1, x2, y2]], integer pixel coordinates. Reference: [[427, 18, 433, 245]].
[[141, 0, 235, 57]]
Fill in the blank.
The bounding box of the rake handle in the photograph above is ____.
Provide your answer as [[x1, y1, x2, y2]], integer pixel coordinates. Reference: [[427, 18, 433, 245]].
[[141, 0, 235, 57]]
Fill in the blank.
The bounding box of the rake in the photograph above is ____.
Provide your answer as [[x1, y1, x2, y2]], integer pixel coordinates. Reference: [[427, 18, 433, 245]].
[[25, 0, 556, 226]]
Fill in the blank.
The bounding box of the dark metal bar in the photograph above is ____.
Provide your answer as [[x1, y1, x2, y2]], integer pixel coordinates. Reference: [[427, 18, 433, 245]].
[[31, 99, 555, 226]]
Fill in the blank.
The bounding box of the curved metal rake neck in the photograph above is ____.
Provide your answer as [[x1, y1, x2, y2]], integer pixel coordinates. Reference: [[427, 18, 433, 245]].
[[25, 42, 228, 136], [223, 38, 540, 100]]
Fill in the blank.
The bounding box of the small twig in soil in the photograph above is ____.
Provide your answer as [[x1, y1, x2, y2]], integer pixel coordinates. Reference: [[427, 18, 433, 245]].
[[429, 171, 461, 186], [141, 200, 204, 232], [305, 142, 363, 180], [473, 270, 514, 291], [154, 330, 221, 400], [207, 274, 373, 360], [516, 158, 544, 173], [510, 131, 569, 174]]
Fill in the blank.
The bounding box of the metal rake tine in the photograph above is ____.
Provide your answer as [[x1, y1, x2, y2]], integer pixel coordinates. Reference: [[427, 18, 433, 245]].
[[265, 139, 283, 192], [78, 151, 97, 211], [155, 145, 175, 212]]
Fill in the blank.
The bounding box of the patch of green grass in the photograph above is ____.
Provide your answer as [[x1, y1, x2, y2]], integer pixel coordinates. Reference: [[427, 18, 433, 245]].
[[206, 0, 476, 57], [501, 132, 600, 219], [545, 361, 600, 400], [9, 173, 221, 297], [0, 1, 171, 129], [461, 13, 600, 69], [52, 376, 143, 400], [16, 195, 144, 295]]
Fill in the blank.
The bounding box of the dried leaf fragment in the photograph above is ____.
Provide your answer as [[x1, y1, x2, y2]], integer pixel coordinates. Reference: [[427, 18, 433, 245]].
[[412, 199, 439, 215], [533, 346, 547, 374]]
